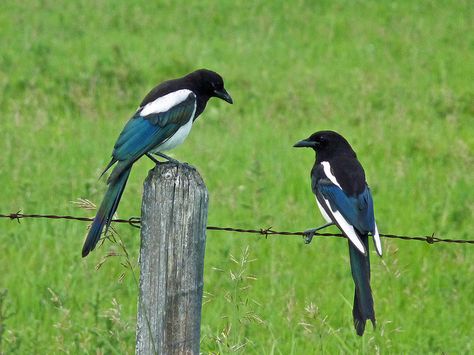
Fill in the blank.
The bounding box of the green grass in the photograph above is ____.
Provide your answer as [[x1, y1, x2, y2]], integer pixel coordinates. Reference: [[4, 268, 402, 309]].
[[1, 0, 473, 353]]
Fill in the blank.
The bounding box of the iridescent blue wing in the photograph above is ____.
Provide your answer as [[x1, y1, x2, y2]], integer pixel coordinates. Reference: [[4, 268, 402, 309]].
[[315, 177, 381, 255]]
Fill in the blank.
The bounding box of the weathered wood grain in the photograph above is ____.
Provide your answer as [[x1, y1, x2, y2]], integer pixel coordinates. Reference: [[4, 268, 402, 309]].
[[135, 163, 209, 355]]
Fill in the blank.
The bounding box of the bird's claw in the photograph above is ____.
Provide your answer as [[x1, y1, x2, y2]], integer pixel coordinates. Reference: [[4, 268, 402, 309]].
[[181, 162, 196, 170], [303, 229, 316, 244]]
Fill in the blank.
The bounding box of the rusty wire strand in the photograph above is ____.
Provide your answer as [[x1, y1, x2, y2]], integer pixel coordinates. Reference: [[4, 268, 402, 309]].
[[0, 211, 472, 245]]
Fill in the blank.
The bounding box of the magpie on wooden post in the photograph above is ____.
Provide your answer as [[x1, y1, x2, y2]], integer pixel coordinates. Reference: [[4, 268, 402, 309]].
[[82, 69, 232, 257]]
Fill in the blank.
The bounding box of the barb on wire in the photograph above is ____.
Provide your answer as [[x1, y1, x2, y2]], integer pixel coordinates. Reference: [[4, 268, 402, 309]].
[[0, 211, 472, 245], [0, 212, 141, 228]]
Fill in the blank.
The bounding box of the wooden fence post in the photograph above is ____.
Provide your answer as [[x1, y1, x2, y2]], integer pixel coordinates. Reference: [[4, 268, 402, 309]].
[[135, 163, 209, 355]]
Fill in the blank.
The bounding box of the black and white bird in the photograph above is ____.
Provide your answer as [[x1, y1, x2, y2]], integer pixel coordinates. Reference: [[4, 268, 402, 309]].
[[82, 69, 233, 257], [294, 130, 382, 336]]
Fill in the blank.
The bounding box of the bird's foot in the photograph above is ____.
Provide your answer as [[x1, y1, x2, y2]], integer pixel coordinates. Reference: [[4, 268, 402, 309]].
[[303, 229, 317, 244], [181, 162, 196, 170], [146, 153, 162, 165], [154, 152, 181, 164], [146, 152, 181, 165], [302, 222, 334, 244], [164, 157, 181, 165], [147, 153, 196, 169]]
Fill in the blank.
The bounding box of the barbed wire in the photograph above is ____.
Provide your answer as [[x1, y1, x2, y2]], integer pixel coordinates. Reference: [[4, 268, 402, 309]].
[[1, 211, 472, 245]]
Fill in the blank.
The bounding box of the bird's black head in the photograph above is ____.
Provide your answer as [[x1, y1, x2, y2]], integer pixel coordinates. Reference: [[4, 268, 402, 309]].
[[294, 130, 356, 159], [187, 69, 233, 104]]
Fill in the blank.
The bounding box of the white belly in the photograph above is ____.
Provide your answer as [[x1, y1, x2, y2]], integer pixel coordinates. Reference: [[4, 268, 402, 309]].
[[152, 117, 193, 152]]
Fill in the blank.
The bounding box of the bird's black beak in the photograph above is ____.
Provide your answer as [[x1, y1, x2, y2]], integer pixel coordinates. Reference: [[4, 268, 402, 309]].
[[213, 88, 233, 104], [293, 139, 316, 148]]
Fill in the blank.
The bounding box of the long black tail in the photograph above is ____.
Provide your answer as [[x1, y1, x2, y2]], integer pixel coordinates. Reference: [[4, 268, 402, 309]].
[[81, 166, 131, 257], [348, 234, 375, 336]]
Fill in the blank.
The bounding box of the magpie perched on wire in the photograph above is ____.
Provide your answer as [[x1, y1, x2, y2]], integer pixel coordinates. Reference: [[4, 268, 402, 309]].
[[82, 69, 233, 257], [294, 130, 382, 336]]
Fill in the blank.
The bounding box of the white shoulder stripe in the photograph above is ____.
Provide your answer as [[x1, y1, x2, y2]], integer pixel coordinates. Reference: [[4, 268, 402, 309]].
[[321, 161, 342, 188], [373, 222, 382, 256], [322, 197, 366, 255], [140, 89, 194, 116]]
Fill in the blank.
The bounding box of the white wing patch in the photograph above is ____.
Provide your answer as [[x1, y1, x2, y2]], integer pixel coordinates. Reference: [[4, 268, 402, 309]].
[[316, 197, 332, 223], [322, 197, 367, 255], [321, 161, 342, 188], [140, 89, 194, 116], [372, 222, 382, 256]]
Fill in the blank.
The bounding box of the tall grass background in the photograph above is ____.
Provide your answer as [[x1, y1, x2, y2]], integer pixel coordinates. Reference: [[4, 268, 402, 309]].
[[0, 0, 473, 353]]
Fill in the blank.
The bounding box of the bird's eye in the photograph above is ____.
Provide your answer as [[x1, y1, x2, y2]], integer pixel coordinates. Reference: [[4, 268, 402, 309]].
[[317, 137, 327, 145]]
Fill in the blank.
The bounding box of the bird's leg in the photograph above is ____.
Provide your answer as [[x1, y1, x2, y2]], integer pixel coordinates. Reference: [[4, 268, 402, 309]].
[[303, 222, 334, 244], [145, 152, 180, 165], [155, 152, 196, 170], [147, 152, 195, 170], [145, 153, 164, 165], [154, 152, 181, 164]]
